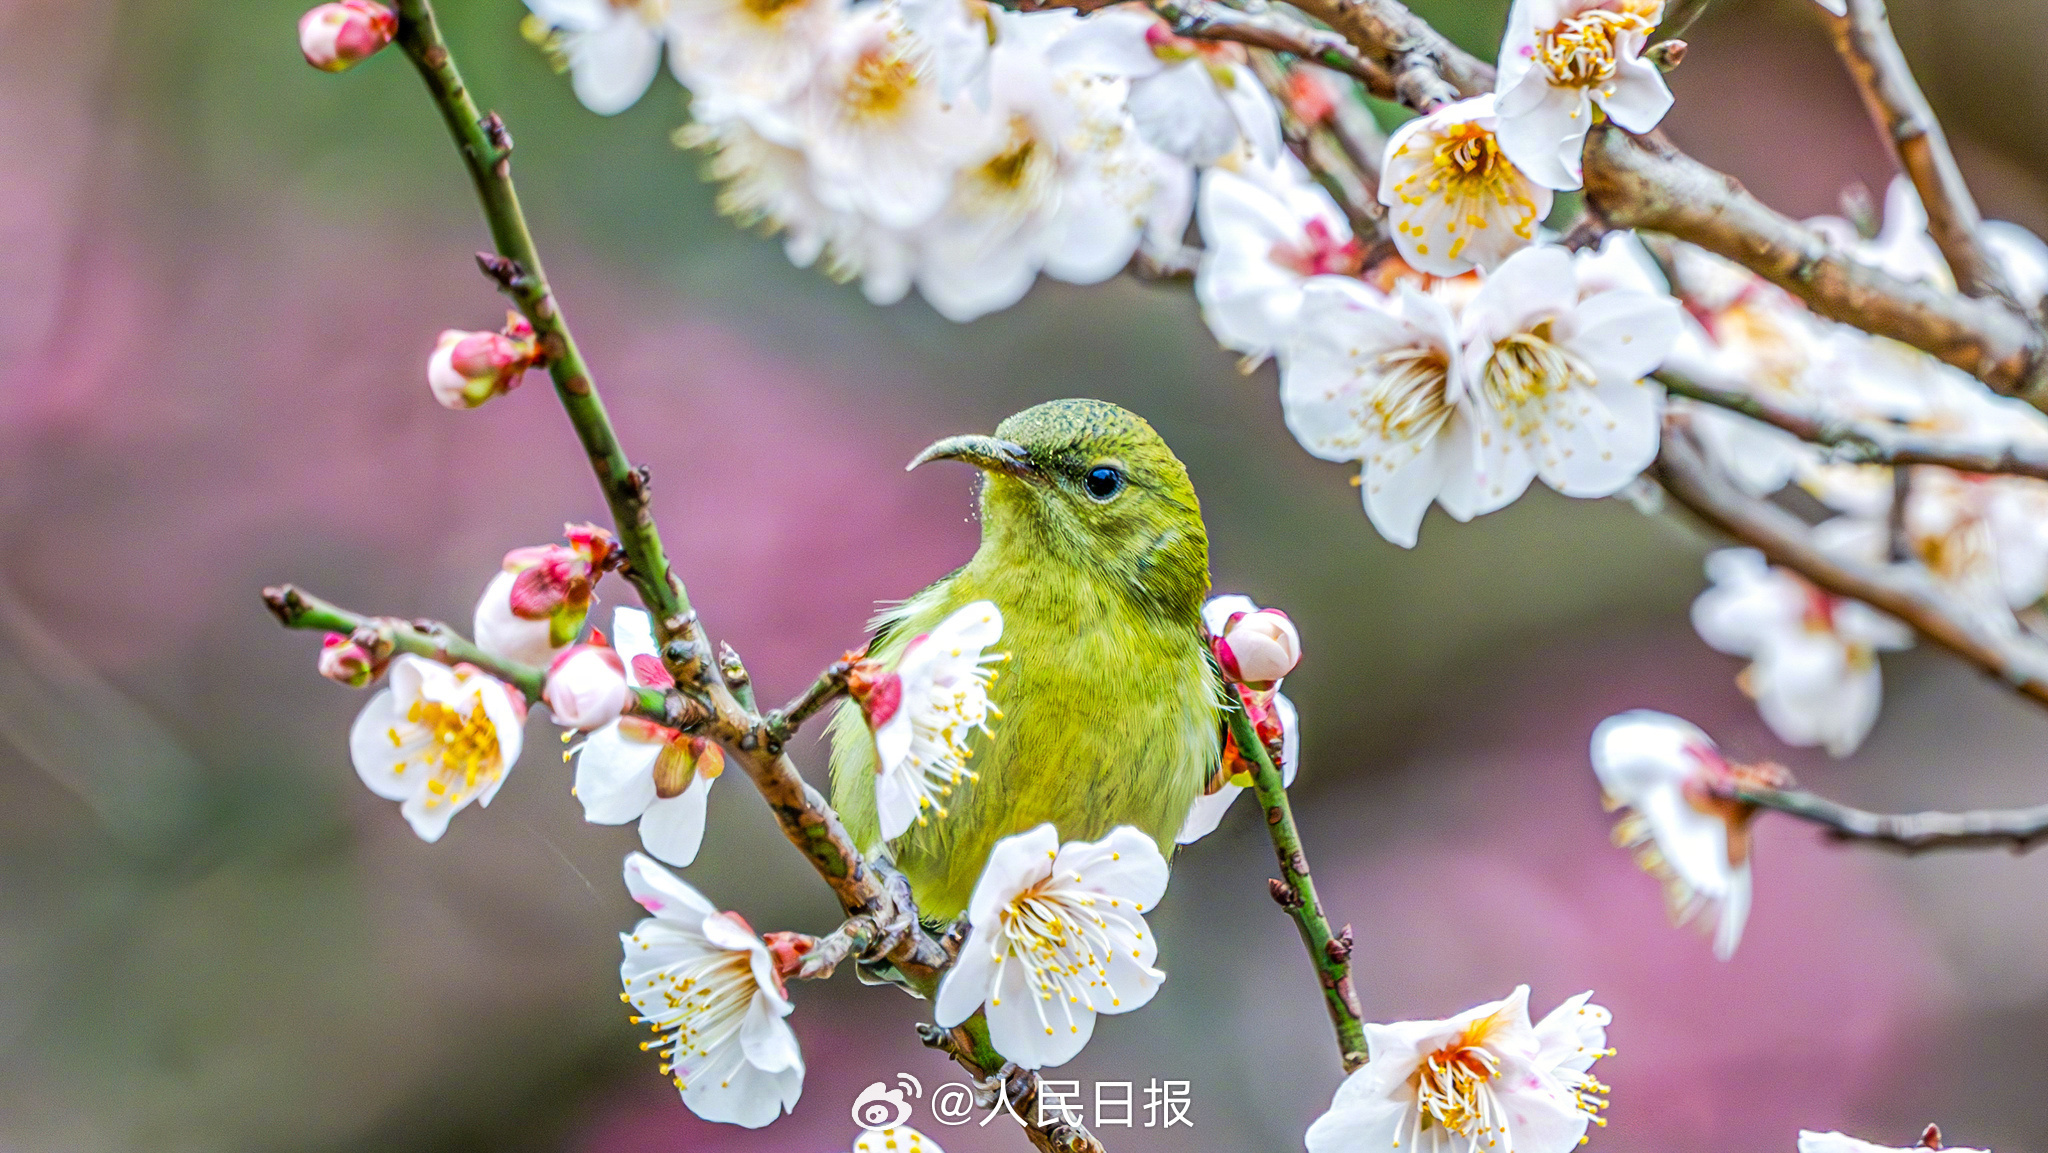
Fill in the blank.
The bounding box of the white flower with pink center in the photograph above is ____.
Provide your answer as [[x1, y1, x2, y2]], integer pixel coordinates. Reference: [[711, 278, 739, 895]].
[[1194, 159, 1364, 360], [850, 600, 1005, 840], [1049, 8, 1280, 167]]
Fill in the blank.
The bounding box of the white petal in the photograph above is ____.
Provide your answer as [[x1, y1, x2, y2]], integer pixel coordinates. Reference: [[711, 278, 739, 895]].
[[1052, 826, 1169, 910], [1044, 9, 1165, 77], [986, 951, 1095, 1068], [564, 18, 663, 116], [573, 722, 662, 824], [1597, 54, 1674, 133], [1495, 78, 1589, 191], [1097, 933, 1164, 1015], [1714, 861, 1753, 960], [967, 824, 1059, 927], [1532, 990, 1610, 1074], [1569, 289, 1684, 383], [1175, 782, 1242, 844], [934, 927, 1000, 1027], [740, 992, 804, 1072], [349, 688, 419, 802], [623, 850, 720, 921], [612, 606, 658, 671], [1128, 63, 1241, 166], [1304, 1086, 1410, 1153], [680, 1041, 801, 1128], [1218, 63, 1282, 166], [638, 779, 711, 867]]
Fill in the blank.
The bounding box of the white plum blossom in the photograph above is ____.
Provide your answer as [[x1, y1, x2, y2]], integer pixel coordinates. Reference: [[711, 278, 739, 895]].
[[1692, 548, 1912, 757], [523, 0, 676, 115], [906, 18, 1195, 322], [1494, 0, 1672, 190], [899, 0, 999, 105], [666, 0, 843, 111], [1591, 710, 1761, 959], [1459, 243, 1681, 506], [1049, 8, 1280, 167], [349, 655, 527, 842], [803, 5, 992, 231], [1800, 1133, 1988, 1153], [1194, 159, 1364, 360], [1304, 986, 1612, 1153], [1282, 277, 1473, 547], [852, 600, 1005, 841], [1379, 94, 1552, 276], [573, 608, 722, 866], [1179, 596, 1300, 844], [620, 853, 803, 1128], [934, 824, 1168, 1068]]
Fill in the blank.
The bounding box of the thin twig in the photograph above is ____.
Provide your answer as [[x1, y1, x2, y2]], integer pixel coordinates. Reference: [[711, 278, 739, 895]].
[[1149, 0, 1392, 93], [262, 584, 547, 702], [1281, 0, 1486, 110], [1655, 369, 2048, 481], [1653, 418, 2048, 708], [1246, 51, 1381, 241], [1727, 783, 2048, 854], [1225, 686, 1367, 1072], [1827, 0, 2013, 302], [764, 657, 855, 751]]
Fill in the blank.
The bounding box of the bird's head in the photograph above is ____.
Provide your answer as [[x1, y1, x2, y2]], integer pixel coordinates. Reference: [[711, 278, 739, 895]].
[[909, 399, 1210, 617]]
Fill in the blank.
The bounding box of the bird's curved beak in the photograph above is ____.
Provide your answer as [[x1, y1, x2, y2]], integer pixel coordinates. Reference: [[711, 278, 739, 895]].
[[906, 434, 1041, 480]]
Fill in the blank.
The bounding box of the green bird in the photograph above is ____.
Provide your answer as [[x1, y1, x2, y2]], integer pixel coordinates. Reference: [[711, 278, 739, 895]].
[[828, 398, 1221, 923]]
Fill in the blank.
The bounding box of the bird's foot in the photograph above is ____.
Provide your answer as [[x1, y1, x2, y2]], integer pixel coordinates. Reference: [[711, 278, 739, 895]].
[[969, 1061, 1031, 1113]]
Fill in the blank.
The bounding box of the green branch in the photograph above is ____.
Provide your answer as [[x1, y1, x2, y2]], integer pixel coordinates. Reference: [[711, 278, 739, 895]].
[[1225, 686, 1367, 1072], [262, 583, 546, 701], [391, 0, 694, 661]]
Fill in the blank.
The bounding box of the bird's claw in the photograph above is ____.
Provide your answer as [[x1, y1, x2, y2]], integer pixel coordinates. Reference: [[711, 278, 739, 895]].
[[970, 1061, 1030, 1112]]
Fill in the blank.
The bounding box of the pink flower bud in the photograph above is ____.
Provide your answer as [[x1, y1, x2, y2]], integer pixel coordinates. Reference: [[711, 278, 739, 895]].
[[299, 1, 397, 73], [1213, 608, 1301, 688], [317, 632, 382, 687], [427, 313, 537, 409], [544, 644, 629, 730]]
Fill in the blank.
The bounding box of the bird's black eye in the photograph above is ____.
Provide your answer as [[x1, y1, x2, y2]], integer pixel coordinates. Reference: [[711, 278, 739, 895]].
[[1084, 466, 1125, 501]]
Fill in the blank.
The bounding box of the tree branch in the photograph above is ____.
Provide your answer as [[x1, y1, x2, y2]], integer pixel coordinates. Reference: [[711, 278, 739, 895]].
[[387, 8, 1096, 1148], [1208, 0, 2048, 410], [1725, 782, 2048, 854], [1653, 419, 2048, 709], [1585, 127, 2048, 407], [1281, 0, 1487, 110], [1150, 0, 1392, 94], [1827, 0, 2013, 302], [763, 656, 855, 751], [1655, 369, 2048, 481], [1225, 686, 1367, 1072]]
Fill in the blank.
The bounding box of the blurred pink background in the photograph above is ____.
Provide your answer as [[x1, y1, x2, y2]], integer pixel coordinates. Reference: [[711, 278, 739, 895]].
[[4, 0, 2047, 1150]]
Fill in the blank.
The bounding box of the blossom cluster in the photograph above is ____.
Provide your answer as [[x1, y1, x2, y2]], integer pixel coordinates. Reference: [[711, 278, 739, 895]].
[[1668, 178, 2048, 755]]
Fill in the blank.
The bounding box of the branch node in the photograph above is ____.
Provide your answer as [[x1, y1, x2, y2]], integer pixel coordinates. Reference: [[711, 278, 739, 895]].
[[1268, 877, 1304, 909]]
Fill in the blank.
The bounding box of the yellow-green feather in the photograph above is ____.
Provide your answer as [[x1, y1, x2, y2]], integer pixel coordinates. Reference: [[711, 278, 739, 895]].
[[830, 400, 1221, 922]]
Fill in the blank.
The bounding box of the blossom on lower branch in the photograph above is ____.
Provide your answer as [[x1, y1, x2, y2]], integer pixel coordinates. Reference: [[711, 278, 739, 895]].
[[349, 655, 527, 842], [934, 824, 1168, 1069], [1305, 986, 1612, 1153], [572, 608, 723, 866], [621, 853, 803, 1128], [1591, 710, 1782, 960]]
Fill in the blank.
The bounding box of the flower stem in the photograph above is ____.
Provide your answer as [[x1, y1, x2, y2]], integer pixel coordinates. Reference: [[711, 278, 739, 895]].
[[1225, 686, 1368, 1072], [391, 0, 693, 655]]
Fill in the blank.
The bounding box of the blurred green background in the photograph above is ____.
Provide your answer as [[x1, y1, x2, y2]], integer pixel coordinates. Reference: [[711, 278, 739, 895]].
[[4, 0, 2048, 1150]]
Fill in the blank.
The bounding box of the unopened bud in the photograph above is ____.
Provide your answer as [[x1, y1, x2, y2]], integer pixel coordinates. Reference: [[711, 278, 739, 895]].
[[428, 312, 537, 410], [1213, 608, 1301, 688], [1643, 39, 1686, 72], [544, 644, 629, 730], [299, 1, 397, 72], [317, 632, 382, 687], [762, 931, 816, 982], [651, 735, 723, 799]]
